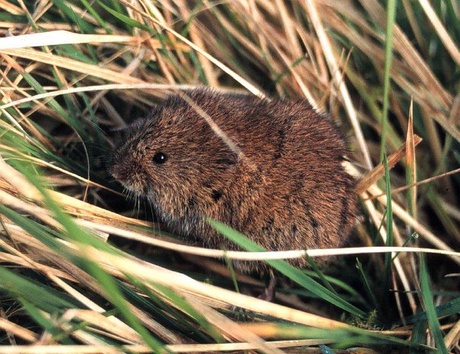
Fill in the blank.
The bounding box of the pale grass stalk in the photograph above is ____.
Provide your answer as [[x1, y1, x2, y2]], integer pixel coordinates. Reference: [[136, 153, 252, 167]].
[[428, 111, 460, 143], [0, 22, 81, 31], [246, 0, 271, 75], [0, 346, 129, 354], [38, 2, 94, 28], [169, 339, 336, 352], [361, 192, 418, 314], [386, 218, 418, 316], [406, 99, 417, 221], [137, 0, 169, 25], [55, 268, 185, 345], [180, 294, 285, 354], [178, 91, 245, 159], [51, 279, 141, 343], [0, 83, 196, 110], [141, 10, 265, 97], [0, 156, 149, 227], [392, 272, 406, 323], [0, 318, 38, 342], [1, 149, 107, 191], [444, 319, 460, 349], [76, 219, 460, 261], [28, 0, 53, 23], [2, 226, 184, 344], [0, 189, 59, 228], [401, 0, 425, 49], [1, 48, 146, 84], [43, 312, 113, 347], [0, 225, 54, 257], [418, 0, 460, 66], [62, 309, 141, 344], [348, 161, 459, 264], [360, 0, 452, 108], [0, 30, 136, 50], [0, 340, 339, 354], [304, 0, 373, 170], [392, 253, 417, 316], [0, 0, 22, 15], [440, 200, 460, 222], [124, 1, 148, 38], [367, 183, 458, 261], [266, 40, 318, 107], [274, 0, 303, 59], [78, 244, 352, 330], [47, 311, 113, 345], [0, 250, 74, 282], [177, 5, 219, 87]]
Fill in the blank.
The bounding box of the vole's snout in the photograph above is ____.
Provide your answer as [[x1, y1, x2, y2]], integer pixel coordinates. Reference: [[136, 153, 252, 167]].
[[108, 162, 124, 181], [109, 154, 150, 195], [109, 145, 136, 179]]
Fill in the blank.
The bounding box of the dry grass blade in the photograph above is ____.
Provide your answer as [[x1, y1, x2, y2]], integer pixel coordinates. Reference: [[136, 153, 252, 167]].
[[304, 0, 373, 170], [179, 295, 285, 354], [0, 318, 38, 342], [0, 156, 149, 228], [444, 319, 460, 349], [80, 245, 351, 331], [418, 0, 460, 65], [0, 30, 139, 50], [406, 99, 417, 220], [1, 48, 146, 84], [355, 135, 423, 194]]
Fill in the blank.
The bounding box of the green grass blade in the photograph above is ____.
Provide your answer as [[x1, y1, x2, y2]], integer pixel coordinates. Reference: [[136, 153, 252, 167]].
[[87, 263, 168, 352], [209, 219, 366, 319], [379, 0, 398, 160], [356, 258, 378, 310], [305, 255, 337, 295], [0, 265, 76, 311], [95, 1, 154, 32], [20, 299, 75, 344], [125, 274, 226, 343], [403, 296, 460, 325], [51, 0, 93, 33], [410, 315, 428, 353], [419, 255, 448, 353], [382, 154, 394, 302]]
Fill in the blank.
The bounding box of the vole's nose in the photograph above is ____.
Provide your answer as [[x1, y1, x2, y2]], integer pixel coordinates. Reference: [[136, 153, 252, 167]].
[[108, 162, 126, 181]]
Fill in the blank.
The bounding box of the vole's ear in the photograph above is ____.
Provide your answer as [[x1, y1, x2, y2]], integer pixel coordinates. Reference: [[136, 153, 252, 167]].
[[110, 123, 132, 142], [110, 105, 163, 139], [109, 121, 141, 144]]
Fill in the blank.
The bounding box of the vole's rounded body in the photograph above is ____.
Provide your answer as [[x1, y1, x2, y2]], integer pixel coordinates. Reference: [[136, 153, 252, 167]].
[[110, 89, 356, 273]]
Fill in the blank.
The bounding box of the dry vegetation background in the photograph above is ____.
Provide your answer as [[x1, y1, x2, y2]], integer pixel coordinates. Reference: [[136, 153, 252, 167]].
[[0, 0, 459, 353]]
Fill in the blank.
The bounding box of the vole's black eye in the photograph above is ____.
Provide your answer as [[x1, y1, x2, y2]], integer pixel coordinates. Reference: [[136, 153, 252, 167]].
[[152, 152, 167, 164]]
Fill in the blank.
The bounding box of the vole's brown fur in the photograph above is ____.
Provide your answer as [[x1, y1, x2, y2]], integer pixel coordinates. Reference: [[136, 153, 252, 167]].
[[110, 89, 356, 273]]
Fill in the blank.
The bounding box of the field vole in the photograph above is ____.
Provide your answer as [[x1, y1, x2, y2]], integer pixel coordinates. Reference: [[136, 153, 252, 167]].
[[109, 89, 356, 273]]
